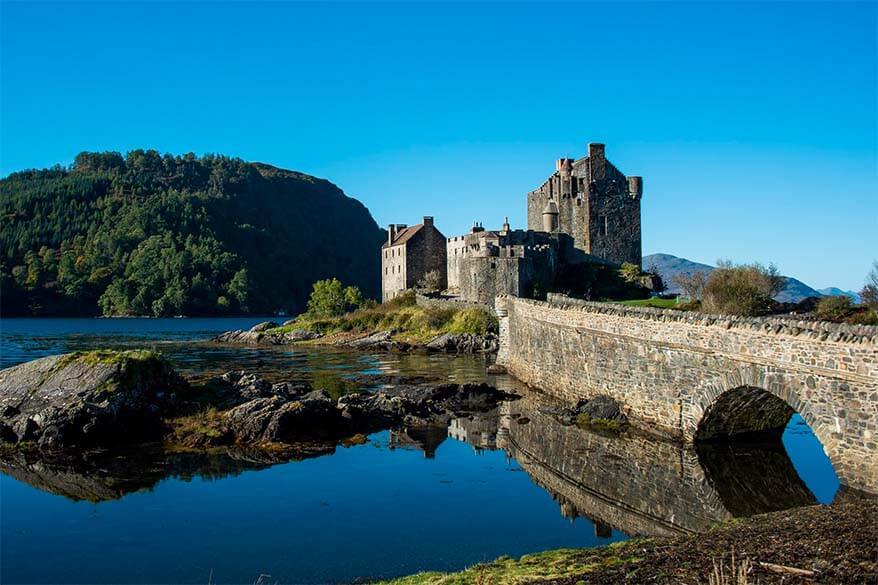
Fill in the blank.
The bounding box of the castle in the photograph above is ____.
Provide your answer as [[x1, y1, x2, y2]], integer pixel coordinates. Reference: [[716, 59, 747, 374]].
[[381, 143, 642, 305], [526, 142, 642, 266]]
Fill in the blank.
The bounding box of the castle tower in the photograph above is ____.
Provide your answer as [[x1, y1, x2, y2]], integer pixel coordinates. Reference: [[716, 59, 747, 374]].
[[542, 200, 559, 232], [526, 142, 642, 266]]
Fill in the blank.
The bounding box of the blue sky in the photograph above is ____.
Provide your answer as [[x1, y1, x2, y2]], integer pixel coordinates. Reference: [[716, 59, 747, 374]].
[[1, 1, 875, 291]]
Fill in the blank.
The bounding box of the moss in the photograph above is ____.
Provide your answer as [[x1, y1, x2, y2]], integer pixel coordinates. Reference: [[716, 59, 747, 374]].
[[576, 413, 625, 433]]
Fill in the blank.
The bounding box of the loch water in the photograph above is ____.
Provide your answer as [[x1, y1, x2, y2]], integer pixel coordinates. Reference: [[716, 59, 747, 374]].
[[0, 318, 840, 584]]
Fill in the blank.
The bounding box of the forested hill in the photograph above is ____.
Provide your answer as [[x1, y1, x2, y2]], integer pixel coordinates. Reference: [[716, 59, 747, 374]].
[[0, 150, 385, 316]]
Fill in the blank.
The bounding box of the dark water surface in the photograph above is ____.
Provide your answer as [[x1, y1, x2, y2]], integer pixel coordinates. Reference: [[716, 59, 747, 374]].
[[0, 318, 840, 584]]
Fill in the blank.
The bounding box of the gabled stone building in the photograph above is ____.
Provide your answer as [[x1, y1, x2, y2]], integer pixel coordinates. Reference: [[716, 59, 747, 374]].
[[527, 143, 643, 267], [381, 216, 447, 302]]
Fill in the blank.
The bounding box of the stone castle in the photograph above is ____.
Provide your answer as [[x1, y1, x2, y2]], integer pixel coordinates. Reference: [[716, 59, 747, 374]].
[[381, 142, 642, 305]]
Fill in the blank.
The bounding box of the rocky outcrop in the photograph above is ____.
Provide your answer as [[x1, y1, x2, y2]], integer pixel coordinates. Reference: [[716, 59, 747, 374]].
[[212, 323, 323, 345], [213, 323, 499, 354], [425, 332, 499, 353], [0, 351, 185, 450], [176, 371, 517, 448]]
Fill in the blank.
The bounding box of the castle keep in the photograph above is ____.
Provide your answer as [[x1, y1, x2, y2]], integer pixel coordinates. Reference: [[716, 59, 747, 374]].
[[527, 143, 642, 266], [381, 142, 642, 305]]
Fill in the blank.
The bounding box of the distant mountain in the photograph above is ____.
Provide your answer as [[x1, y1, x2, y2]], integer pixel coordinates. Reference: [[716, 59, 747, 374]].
[[818, 288, 861, 303], [0, 150, 385, 316], [643, 253, 823, 303]]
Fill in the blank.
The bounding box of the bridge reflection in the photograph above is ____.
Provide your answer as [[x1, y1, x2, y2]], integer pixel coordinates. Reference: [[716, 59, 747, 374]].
[[448, 391, 817, 536]]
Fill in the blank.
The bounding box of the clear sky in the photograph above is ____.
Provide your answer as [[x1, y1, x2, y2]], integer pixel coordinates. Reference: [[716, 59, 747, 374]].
[[1, 1, 875, 291]]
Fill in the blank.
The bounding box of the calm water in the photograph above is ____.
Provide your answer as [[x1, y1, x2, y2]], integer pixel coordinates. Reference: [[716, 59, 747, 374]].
[[0, 318, 840, 584]]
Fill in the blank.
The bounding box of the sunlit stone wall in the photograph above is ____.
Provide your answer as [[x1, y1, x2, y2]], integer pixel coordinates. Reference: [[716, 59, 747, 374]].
[[496, 294, 878, 494]]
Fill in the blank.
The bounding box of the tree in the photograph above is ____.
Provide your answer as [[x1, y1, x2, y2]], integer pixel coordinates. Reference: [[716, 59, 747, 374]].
[[227, 268, 251, 308], [417, 269, 443, 292], [306, 278, 363, 318], [619, 262, 641, 284], [861, 261, 878, 310], [673, 270, 707, 301]]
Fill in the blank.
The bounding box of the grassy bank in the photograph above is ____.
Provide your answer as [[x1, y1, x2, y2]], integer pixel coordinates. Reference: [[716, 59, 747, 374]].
[[268, 292, 498, 344], [377, 495, 877, 584]]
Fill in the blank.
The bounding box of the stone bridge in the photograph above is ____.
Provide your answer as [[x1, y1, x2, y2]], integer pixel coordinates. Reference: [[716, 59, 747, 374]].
[[496, 294, 878, 493]]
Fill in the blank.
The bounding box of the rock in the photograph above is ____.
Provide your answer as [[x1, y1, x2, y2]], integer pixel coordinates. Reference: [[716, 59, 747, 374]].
[[249, 321, 279, 333], [486, 364, 507, 375], [210, 371, 310, 407], [426, 332, 499, 354], [224, 391, 339, 443], [576, 395, 627, 422], [212, 328, 322, 345], [0, 351, 185, 450], [283, 329, 323, 341]]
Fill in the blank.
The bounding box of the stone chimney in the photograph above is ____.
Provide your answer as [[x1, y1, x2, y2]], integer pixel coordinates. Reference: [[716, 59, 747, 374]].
[[423, 216, 434, 227], [387, 223, 407, 245], [627, 176, 643, 200], [588, 142, 606, 180]]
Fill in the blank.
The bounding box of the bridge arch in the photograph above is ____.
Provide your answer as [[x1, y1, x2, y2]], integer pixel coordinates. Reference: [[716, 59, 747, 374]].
[[687, 366, 836, 465]]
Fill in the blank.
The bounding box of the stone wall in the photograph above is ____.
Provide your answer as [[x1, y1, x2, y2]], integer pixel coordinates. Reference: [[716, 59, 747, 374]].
[[381, 243, 407, 302], [446, 236, 468, 292], [414, 293, 487, 312], [404, 223, 447, 290], [496, 294, 878, 493]]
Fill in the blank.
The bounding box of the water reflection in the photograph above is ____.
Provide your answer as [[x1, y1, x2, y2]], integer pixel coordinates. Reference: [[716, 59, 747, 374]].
[[2, 388, 829, 534], [446, 392, 827, 537]]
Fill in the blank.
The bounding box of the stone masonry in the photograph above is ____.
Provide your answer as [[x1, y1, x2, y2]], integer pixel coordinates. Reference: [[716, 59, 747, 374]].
[[527, 143, 642, 266], [381, 216, 447, 302], [496, 294, 878, 494]]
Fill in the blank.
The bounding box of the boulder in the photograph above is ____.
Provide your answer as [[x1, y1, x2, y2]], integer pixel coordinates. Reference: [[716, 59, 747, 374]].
[[576, 395, 627, 422], [0, 351, 185, 450], [249, 321, 279, 333], [224, 390, 339, 443]]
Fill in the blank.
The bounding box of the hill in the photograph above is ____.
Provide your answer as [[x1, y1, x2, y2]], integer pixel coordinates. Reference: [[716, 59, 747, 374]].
[[643, 253, 823, 303], [818, 287, 861, 303], [0, 150, 384, 316]]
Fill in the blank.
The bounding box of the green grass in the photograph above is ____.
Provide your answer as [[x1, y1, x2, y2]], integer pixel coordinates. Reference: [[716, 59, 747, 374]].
[[375, 546, 639, 584], [268, 292, 498, 343], [615, 298, 681, 309]]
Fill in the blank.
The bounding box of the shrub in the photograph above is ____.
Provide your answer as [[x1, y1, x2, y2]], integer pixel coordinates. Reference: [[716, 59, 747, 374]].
[[701, 261, 783, 316], [847, 309, 878, 326], [815, 295, 854, 322], [408, 306, 455, 332], [447, 308, 498, 335]]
